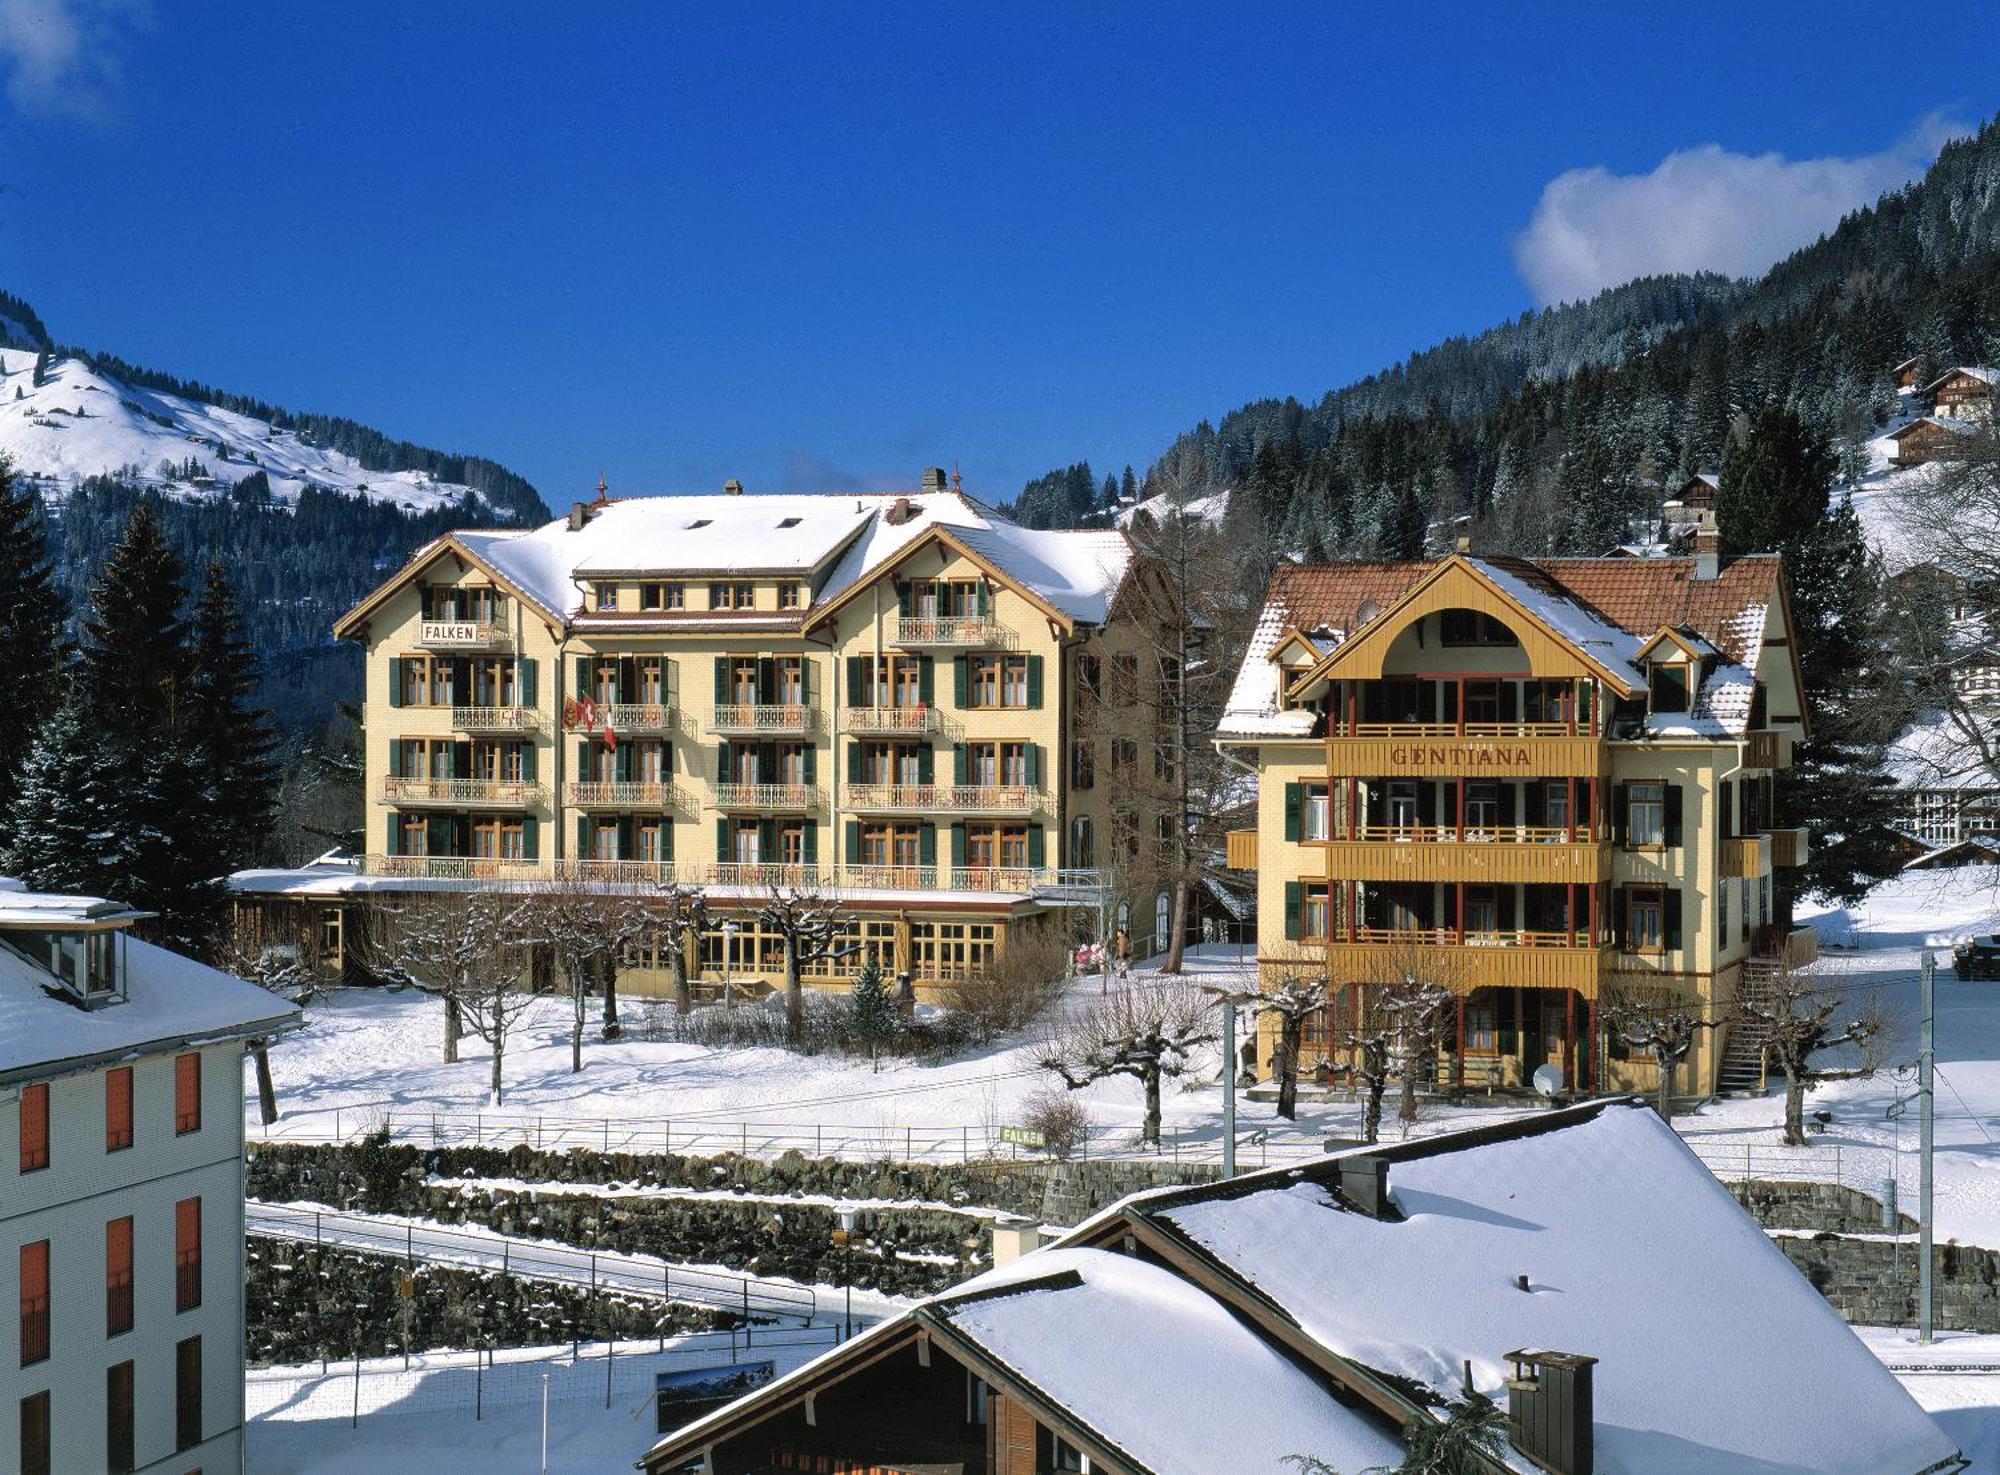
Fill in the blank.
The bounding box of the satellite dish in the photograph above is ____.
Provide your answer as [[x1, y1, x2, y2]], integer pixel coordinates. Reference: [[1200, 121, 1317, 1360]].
[[1532, 1064, 1565, 1099]]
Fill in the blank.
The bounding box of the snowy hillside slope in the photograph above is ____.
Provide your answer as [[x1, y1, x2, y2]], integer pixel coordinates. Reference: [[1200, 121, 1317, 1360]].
[[0, 347, 505, 517]]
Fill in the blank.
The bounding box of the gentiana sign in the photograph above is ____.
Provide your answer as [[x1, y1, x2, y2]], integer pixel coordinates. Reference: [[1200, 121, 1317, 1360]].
[[1388, 744, 1534, 769]]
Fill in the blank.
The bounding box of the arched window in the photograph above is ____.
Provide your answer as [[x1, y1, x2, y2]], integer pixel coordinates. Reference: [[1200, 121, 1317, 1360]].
[[1068, 817, 1094, 869], [1154, 893, 1170, 954]]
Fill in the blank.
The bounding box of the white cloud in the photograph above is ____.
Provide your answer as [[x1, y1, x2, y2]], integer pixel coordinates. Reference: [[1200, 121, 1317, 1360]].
[[0, 0, 150, 119], [1513, 114, 1970, 307]]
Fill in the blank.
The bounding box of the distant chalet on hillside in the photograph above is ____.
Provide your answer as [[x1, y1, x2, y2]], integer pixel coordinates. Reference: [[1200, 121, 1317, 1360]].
[[1890, 365, 1996, 466]]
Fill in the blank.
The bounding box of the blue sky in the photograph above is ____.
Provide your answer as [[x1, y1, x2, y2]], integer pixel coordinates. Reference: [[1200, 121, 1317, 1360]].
[[1, 2, 1996, 508]]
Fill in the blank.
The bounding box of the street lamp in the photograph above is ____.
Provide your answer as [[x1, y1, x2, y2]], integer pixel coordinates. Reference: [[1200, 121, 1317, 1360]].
[[832, 1207, 858, 1340], [721, 920, 740, 1010]]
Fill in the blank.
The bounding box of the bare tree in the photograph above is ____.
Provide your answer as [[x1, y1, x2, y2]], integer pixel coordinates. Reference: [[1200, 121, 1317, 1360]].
[[457, 923, 547, 1106], [1330, 964, 1455, 1145], [217, 921, 324, 1125], [1740, 960, 1894, 1146], [1601, 987, 1717, 1119], [364, 889, 535, 1097], [1038, 975, 1217, 1147], [756, 886, 857, 1047], [516, 876, 658, 1071], [652, 880, 711, 1016], [1205, 948, 1329, 1121]]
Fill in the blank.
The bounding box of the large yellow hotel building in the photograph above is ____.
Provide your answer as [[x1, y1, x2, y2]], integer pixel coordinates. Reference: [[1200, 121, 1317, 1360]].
[[1217, 534, 1815, 1098], [240, 472, 1167, 1000]]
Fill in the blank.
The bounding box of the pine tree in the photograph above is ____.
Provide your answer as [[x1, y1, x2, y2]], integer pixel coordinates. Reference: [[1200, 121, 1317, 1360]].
[[0, 457, 66, 817], [1716, 406, 1836, 555], [1381, 479, 1428, 560], [846, 957, 899, 1069], [186, 562, 278, 865], [80, 500, 191, 735], [2, 687, 129, 897], [1120, 465, 1138, 504], [30, 351, 48, 388]]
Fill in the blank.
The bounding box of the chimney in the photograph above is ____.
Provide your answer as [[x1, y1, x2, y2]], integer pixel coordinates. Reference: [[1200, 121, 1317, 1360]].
[[920, 466, 949, 493], [886, 496, 915, 526], [567, 501, 593, 532], [990, 1216, 1041, 1268], [1505, 1349, 1597, 1475], [1693, 511, 1720, 581], [1337, 1156, 1392, 1219], [723, 478, 744, 496]]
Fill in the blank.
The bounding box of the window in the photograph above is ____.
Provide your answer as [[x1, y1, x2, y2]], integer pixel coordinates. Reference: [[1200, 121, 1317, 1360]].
[[1109, 737, 1137, 773], [639, 582, 685, 611], [1439, 609, 1517, 646], [1112, 652, 1138, 705], [19, 1391, 48, 1475], [1154, 893, 1171, 954], [778, 582, 801, 610], [1041, 1428, 1087, 1472], [1302, 884, 1331, 941], [592, 582, 619, 612], [710, 582, 755, 610], [1627, 782, 1666, 846], [106, 1217, 133, 1336], [1070, 739, 1094, 791], [107, 1362, 134, 1474], [18, 1082, 47, 1173], [965, 654, 1030, 708], [1629, 888, 1665, 952], [1303, 783, 1331, 840], [175, 1053, 201, 1135], [175, 1335, 202, 1452], [1649, 662, 1689, 713], [1068, 817, 1094, 868], [176, 1197, 202, 1312], [19, 1240, 48, 1366]]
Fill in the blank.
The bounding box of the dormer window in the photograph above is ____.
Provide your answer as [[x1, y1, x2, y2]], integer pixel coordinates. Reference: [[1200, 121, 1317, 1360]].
[[6, 927, 125, 1004], [592, 582, 620, 612], [1649, 662, 1689, 714]]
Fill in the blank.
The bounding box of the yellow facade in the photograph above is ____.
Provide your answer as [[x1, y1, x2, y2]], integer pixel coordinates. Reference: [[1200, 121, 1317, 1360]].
[[1223, 553, 1814, 1099]]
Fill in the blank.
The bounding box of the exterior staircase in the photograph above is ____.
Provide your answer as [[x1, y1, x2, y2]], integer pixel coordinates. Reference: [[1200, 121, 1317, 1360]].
[[1717, 951, 1783, 1096]]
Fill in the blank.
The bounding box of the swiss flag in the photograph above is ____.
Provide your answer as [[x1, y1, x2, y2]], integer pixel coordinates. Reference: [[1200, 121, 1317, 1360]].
[[601, 708, 617, 752]]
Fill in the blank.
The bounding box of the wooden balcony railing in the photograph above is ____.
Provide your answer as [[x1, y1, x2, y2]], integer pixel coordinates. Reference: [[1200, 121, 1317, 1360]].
[[417, 619, 509, 650], [706, 704, 818, 735], [1338, 824, 1601, 845], [896, 615, 1004, 646], [1320, 834, 1608, 884], [845, 705, 943, 735], [450, 705, 542, 733], [1334, 721, 1581, 739], [1226, 828, 1259, 870], [1334, 926, 1598, 949], [567, 781, 681, 811], [1323, 933, 1610, 994], [1767, 826, 1810, 868], [1744, 731, 1784, 769], [1721, 835, 1766, 879], [845, 783, 1036, 815], [714, 782, 820, 810], [382, 777, 540, 807]]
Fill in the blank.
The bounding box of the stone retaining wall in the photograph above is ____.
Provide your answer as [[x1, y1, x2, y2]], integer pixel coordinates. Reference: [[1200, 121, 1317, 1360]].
[[1725, 1179, 1917, 1236], [245, 1238, 724, 1367], [1775, 1233, 2000, 1333]]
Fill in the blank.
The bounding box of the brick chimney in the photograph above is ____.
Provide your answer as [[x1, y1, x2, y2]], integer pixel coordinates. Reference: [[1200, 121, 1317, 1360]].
[[886, 497, 916, 526], [921, 466, 949, 492], [1693, 511, 1721, 582], [723, 478, 744, 496]]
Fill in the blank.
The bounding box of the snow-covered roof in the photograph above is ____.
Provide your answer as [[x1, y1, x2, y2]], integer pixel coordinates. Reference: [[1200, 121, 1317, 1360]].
[[0, 900, 300, 1083], [1921, 366, 2000, 394], [1140, 1101, 1956, 1475], [1469, 557, 1648, 685], [392, 489, 1131, 630], [1889, 415, 1983, 441], [929, 1248, 1403, 1475]]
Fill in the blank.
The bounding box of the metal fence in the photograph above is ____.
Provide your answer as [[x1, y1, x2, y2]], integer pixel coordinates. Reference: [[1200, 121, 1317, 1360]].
[[247, 1202, 819, 1323], [1680, 1139, 1892, 1193]]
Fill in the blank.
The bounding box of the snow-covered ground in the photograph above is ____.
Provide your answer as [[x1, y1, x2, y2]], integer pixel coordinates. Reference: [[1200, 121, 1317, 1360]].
[[1858, 1327, 2000, 1470], [0, 347, 503, 515]]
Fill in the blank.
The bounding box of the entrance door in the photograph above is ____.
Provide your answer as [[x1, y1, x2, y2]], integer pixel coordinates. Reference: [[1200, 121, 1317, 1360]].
[[1529, 995, 1570, 1080]]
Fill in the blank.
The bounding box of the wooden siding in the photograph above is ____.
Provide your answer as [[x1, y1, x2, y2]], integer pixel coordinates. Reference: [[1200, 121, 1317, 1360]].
[[1325, 733, 1606, 779], [1226, 829, 1259, 871], [1317, 838, 1610, 884], [1767, 827, 1809, 869], [1322, 940, 1609, 996]]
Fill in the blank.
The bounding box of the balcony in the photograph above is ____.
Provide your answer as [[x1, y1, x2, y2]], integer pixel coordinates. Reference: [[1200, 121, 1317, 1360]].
[[1325, 724, 1604, 779], [1767, 826, 1810, 868], [1744, 731, 1788, 769], [714, 782, 820, 811], [382, 777, 540, 807], [1720, 835, 1766, 879], [567, 781, 683, 812], [604, 702, 675, 733], [417, 619, 510, 651], [540, 860, 1105, 898], [1322, 932, 1610, 994], [845, 705, 943, 736], [450, 705, 542, 734], [896, 614, 1004, 646], [1318, 827, 1609, 884], [846, 783, 1036, 816], [706, 703, 818, 736], [363, 855, 543, 882], [1226, 828, 1259, 871]]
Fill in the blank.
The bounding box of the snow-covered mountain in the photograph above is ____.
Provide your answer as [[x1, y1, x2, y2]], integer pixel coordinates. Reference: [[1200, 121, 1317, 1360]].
[[0, 347, 516, 517]]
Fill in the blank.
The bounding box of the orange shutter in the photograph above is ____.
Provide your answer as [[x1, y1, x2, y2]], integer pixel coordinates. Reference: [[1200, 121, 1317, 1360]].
[[106, 1067, 133, 1151], [19, 1239, 49, 1364], [176, 1197, 202, 1311], [175, 1053, 201, 1134], [18, 1081, 48, 1171], [107, 1216, 134, 1335]]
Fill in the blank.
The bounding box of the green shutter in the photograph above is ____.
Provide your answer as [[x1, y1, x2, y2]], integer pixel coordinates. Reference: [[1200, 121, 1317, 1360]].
[[576, 816, 590, 855], [920, 823, 937, 868], [845, 820, 861, 865], [1665, 785, 1684, 847], [713, 657, 727, 705], [1284, 783, 1302, 842], [617, 817, 634, 858], [519, 657, 537, 707], [1284, 882, 1303, 941], [977, 581, 991, 616], [385, 810, 402, 856], [802, 745, 817, 783], [847, 742, 863, 783], [919, 656, 935, 705], [1024, 744, 1041, 787], [1028, 824, 1045, 868], [1612, 784, 1628, 845], [846, 656, 864, 707], [898, 582, 913, 617], [718, 741, 731, 780], [1664, 889, 1684, 950], [716, 818, 729, 856], [617, 743, 634, 781], [519, 742, 537, 782], [953, 657, 968, 707], [799, 659, 811, 704], [1612, 888, 1629, 950], [757, 657, 776, 702], [953, 743, 968, 785], [661, 820, 675, 860], [452, 740, 472, 779], [1025, 655, 1043, 708], [576, 657, 591, 699], [387, 657, 404, 708], [760, 818, 776, 854], [950, 823, 967, 869], [917, 745, 934, 784], [522, 815, 539, 861], [803, 822, 818, 864]]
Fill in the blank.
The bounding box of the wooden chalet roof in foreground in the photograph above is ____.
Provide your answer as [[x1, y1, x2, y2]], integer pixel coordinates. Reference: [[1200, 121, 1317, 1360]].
[[643, 1100, 1958, 1475]]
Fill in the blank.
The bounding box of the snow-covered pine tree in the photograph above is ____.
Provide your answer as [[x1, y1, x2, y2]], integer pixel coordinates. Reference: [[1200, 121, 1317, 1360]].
[[2, 686, 130, 897], [846, 956, 899, 1069], [0, 456, 67, 817]]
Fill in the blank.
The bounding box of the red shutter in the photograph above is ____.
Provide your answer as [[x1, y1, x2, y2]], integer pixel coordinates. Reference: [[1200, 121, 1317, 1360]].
[[19, 1239, 49, 1365], [18, 1081, 48, 1171], [175, 1053, 201, 1135], [176, 1197, 202, 1312], [107, 1216, 134, 1336], [106, 1066, 133, 1151]]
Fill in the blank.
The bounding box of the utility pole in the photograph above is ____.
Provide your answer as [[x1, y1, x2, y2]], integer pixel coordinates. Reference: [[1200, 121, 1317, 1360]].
[[1920, 948, 1936, 1345], [1221, 997, 1237, 1180]]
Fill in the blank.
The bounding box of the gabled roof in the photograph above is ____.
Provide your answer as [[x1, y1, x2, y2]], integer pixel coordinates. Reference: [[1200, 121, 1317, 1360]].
[[1074, 1100, 1957, 1475], [1633, 625, 1715, 662], [1890, 415, 1983, 441], [1920, 366, 2000, 395]]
